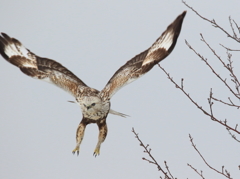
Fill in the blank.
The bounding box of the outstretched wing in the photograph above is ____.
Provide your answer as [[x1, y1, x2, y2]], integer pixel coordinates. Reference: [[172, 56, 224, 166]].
[[99, 11, 186, 101], [0, 33, 87, 98]]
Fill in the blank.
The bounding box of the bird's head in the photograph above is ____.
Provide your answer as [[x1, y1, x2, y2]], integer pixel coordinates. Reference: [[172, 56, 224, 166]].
[[80, 96, 110, 120]]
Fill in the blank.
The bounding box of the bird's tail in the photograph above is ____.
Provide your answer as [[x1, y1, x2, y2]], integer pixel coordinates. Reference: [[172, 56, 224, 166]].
[[109, 109, 129, 118]]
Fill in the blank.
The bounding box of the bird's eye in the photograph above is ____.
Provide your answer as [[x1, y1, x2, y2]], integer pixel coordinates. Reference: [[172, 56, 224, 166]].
[[92, 103, 96, 106]]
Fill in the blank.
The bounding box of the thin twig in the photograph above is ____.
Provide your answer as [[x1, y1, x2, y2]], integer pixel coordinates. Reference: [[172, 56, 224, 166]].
[[227, 127, 240, 142], [204, 37, 240, 95], [182, 0, 240, 43], [186, 38, 240, 100], [132, 128, 175, 179], [208, 88, 214, 120], [232, 19, 240, 33], [187, 163, 205, 179], [201, 35, 240, 96], [226, 51, 240, 94], [211, 96, 240, 109], [229, 16, 238, 39], [164, 161, 175, 179], [158, 64, 240, 135], [220, 44, 240, 51], [189, 134, 233, 179]]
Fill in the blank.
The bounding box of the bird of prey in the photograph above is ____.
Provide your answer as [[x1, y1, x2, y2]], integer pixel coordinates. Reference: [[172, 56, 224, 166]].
[[0, 11, 186, 157]]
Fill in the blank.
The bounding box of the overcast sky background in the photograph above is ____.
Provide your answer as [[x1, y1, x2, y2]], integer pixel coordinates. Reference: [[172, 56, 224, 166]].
[[0, 0, 239, 178]]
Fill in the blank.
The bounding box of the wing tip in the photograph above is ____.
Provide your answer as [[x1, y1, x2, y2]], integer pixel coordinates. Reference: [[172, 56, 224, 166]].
[[182, 10, 187, 17], [1, 32, 10, 39], [0, 32, 9, 60], [177, 11, 187, 21], [165, 10, 187, 51], [141, 11, 187, 67], [172, 10, 187, 28]]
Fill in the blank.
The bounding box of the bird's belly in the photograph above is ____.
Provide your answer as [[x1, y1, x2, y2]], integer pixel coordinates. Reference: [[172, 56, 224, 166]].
[[83, 111, 106, 121]]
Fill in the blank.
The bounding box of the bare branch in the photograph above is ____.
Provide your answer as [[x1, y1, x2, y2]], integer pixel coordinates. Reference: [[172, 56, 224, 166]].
[[185, 38, 240, 100], [187, 163, 205, 179], [232, 19, 240, 33], [182, 0, 240, 43], [132, 128, 175, 179], [208, 88, 214, 119], [220, 44, 240, 51], [226, 51, 240, 94], [164, 161, 176, 179], [211, 96, 240, 109], [189, 134, 233, 179], [229, 16, 238, 39], [227, 127, 240, 143], [158, 64, 240, 135], [209, 90, 240, 141]]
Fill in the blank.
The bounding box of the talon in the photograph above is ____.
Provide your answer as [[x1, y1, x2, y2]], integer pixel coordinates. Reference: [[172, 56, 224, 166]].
[[72, 146, 80, 156], [93, 147, 100, 157], [93, 152, 98, 157]]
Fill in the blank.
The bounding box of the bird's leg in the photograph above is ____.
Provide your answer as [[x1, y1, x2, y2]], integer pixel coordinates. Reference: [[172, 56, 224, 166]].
[[93, 119, 108, 157], [72, 121, 87, 156]]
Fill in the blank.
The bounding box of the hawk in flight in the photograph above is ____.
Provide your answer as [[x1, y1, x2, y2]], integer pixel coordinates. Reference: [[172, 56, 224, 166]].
[[0, 11, 186, 156]]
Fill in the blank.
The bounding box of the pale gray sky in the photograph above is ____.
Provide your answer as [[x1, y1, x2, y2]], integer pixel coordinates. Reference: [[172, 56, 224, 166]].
[[0, 1, 239, 178]]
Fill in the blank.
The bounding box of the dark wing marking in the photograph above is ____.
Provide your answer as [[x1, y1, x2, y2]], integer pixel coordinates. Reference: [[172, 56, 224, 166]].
[[99, 11, 186, 100], [0, 33, 87, 97]]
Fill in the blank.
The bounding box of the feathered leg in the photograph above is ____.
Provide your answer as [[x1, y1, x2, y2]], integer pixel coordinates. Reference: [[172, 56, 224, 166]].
[[72, 120, 87, 156], [93, 119, 108, 157]]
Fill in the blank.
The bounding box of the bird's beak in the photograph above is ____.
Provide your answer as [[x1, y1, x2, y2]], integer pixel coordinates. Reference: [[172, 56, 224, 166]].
[[83, 104, 90, 110]]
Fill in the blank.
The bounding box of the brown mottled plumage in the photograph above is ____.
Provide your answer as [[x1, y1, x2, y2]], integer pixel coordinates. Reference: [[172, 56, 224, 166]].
[[0, 11, 186, 156]]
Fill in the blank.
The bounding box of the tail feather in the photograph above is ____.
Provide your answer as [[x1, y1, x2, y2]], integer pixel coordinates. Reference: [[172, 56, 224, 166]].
[[109, 109, 129, 118]]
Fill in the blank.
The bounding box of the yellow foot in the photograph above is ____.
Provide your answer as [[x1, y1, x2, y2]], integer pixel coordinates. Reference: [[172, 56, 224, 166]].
[[93, 147, 100, 157], [72, 146, 80, 156]]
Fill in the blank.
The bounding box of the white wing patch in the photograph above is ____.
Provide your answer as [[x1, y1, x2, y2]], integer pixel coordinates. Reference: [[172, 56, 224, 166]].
[[100, 11, 187, 100], [0, 33, 88, 98], [4, 41, 28, 59], [4, 39, 37, 68], [142, 29, 174, 67], [149, 29, 174, 53], [158, 30, 174, 50]]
